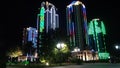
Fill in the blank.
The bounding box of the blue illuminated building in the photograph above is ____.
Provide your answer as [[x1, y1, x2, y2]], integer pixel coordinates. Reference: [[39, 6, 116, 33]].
[[22, 27, 37, 48]]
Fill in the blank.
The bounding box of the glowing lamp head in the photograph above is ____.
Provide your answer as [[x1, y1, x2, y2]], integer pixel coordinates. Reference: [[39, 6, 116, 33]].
[[115, 45, 119, 49], [56, 43, 65, 49]]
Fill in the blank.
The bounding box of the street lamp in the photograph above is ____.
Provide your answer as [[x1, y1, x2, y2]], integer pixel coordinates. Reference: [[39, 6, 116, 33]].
[[56, 42, 65, 64], [56, 43, 65, 49], [115, 45, 119, 50], [114, 44, 120, 63]]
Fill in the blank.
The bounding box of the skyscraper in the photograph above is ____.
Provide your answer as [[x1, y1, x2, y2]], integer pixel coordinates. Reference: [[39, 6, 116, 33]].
[[22, 27, 38, 48], [66, 1, 88, 51], [37, 1, 59, 56], [88, 18, 109, 59], [37, 1, 59, 33]]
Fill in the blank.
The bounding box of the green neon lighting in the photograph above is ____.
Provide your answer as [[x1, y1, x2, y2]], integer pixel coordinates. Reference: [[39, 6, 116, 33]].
[[40, 7, 45, 32], [88, 19, 109, 59], [88, 19, 107, 52], [94, 20, 100, 52], [101, 21, 106, 51], [88, 21, 94, 35], [94, 20, 101, 34], [98, 52, 110, 59], [101, 21, 106, 35]]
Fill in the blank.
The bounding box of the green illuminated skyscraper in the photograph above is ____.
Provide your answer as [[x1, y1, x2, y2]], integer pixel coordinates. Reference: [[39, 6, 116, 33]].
[[88, 18, 109, 59]]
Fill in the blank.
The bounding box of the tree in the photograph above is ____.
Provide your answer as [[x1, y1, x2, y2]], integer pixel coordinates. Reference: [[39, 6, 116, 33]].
[[6, 46, 23, 63], [7, 46, 23, 58], [52, 44, 70, 63]]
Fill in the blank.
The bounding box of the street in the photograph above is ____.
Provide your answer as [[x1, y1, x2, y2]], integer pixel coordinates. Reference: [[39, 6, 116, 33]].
[[7, 63, 120, 68], [47, 63, 120, 68]]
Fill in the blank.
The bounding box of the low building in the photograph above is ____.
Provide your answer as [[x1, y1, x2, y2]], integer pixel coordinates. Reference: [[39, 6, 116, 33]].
[[71, 50, 99, 61]]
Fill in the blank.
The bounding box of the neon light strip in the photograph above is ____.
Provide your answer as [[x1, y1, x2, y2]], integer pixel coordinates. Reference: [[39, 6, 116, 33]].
[[82, 4, 89, 45], [40, 7, 45, 32], [53, 7, 56, 30], [50, 8, 52, 29], [46, 9, 49, 33]]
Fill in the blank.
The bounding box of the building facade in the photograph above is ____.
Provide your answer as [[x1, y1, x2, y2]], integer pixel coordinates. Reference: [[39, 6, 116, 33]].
[[66, 1, 88, 51], [71, 50, 99, 61], [37, 1, 59, 56], [88, 18, 110, 59], [22, 27, 37, 48], [37, 1, 59, 33], [22, 27, 38, 62]]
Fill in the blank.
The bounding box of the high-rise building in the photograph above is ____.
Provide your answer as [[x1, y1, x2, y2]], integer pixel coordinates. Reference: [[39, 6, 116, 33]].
[[22, 27, 38, 62], [37, 1, 59, 33], [37, 1, 59, 56], [88, 18, 109, 59], [22, 27, 38, 48], [66, 1, 88, 51]]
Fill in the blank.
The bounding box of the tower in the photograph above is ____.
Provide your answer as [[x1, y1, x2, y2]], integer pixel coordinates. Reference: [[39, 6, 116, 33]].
[[66, 1, 88, 51], [37, 1, 59, 56], [22, 27, 38, 60], [37, 1, 59, 33], [88, 18, 109, 59], [22, 27, 37, 48]]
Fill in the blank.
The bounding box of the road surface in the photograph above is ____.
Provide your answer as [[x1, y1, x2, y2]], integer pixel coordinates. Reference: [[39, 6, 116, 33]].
[[7, 63, 120, 68], [47, 63, 120, 68]]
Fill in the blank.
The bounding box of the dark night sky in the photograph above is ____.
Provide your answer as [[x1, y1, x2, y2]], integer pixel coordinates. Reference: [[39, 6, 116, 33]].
[[7, 0, 120, 48]]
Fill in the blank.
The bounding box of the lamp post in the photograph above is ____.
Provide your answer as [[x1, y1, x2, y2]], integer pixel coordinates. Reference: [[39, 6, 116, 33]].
[[114, 44, 120, 56], [56, 43, 65, 50], [56, 43, 65, 64], [113, 44, 120, 63]]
